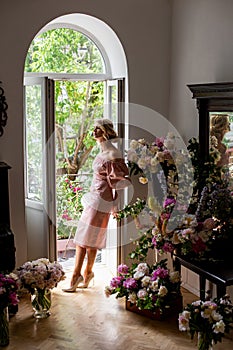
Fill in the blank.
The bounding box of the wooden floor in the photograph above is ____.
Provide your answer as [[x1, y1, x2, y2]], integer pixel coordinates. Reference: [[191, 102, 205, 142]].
[[7, 263, 233, 350]]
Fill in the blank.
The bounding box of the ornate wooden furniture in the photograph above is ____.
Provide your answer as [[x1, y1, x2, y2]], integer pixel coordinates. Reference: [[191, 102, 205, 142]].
[[173, 255, 233, 300], [188, 81, 233, 162], [0, 162, 16, 273]]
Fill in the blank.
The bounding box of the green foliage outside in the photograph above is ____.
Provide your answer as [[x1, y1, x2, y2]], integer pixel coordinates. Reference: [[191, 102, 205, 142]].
[[24, 28, 105, 238]]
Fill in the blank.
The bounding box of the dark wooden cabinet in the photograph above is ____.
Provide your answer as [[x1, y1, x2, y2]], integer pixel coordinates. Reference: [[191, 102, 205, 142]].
[[188, 82, 233, 163], [0, 162, 16, 273], [0, 162, 11, 226]]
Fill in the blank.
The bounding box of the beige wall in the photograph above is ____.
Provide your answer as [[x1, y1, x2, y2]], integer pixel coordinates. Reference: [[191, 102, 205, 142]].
[[169, 0, 233, 142], [0, 0, 172, 265]]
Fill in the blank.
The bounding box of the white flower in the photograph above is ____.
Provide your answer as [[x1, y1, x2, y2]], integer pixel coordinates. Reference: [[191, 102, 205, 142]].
[[141, 276, 151, 287], [133, 271, 145, 279], [178, 313, 190, 331], [137, 289, 148, 299], [129, 139, 138, 149], [213, 319, 225, 334], [135, 263, 149, 274], [211, 311, 223, 322], [201, 308, 212, 319], [164, 138, 175, 150], [158, 285, 168, 296], [150, 280, 159, 292], [169, 271, 180, 284], [127, 150, 138, 162], [138, 157, 147, 169], [128, 292, 137, 303], [150, 157, 159, 167]]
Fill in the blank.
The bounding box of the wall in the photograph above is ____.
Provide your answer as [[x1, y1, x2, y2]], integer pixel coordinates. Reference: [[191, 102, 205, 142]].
[[0, 0, 172, 265], [169, 0, 233, 142]]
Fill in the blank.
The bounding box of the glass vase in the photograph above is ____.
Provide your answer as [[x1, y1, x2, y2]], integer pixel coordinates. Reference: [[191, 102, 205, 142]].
[[31, 288, 51, 319], [0, 307, 9, 347], [197, 332, 213, 350]]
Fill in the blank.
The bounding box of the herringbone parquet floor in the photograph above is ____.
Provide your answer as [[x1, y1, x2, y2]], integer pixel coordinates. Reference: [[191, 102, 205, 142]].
[[6, 263, 233, 350]]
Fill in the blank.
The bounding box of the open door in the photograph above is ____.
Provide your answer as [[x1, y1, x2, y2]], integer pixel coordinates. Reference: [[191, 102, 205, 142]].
[[103, 78, 125, 274], [24, 77, 56, 261]]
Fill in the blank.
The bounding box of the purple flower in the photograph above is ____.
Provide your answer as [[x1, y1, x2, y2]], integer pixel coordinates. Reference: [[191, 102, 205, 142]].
[[152, 236, 157, 247], [151, 267, 169, 281], [110, 276, 123, 288], [117, 264, 129, 275], [162, 242, 174, 253], [123, 278, 138, 289], [163, 197, 176, 208], [155, 137, 164, 148], [73, 187, 82, 192]]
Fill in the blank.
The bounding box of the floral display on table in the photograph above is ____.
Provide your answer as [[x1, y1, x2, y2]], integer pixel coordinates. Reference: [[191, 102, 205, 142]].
[[105, 259, 182, 318], [0, 273, 19, 346], [178, 295, 233, 350], [17, 258, 65, 318]]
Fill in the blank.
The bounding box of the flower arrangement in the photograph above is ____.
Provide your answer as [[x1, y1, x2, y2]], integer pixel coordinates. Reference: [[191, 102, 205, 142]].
[[179, 295, 233, 350], [17, 258, 65, 294], [105, 259, 181, 314], [0, 273, 19, 310], [115, 136, 233, 262], [127, 135, 179, 198]]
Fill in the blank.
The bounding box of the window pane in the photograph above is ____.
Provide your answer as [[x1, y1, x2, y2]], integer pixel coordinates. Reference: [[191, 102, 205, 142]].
[[25, 28, 105, 74], [25, 85, 43, 201]]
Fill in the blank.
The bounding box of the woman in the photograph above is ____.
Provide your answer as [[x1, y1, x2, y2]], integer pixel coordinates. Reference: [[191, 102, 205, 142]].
[[210, 114, 230, 167], [63, 119, 131, 292]]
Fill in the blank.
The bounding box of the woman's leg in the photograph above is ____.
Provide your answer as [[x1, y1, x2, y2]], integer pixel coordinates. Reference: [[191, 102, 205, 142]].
[[84, 248, 97, 280], [70, 245, 86, 286]]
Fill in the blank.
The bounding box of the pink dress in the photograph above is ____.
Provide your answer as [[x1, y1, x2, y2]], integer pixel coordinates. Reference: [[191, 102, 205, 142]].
[[73, 154, 130, 249]]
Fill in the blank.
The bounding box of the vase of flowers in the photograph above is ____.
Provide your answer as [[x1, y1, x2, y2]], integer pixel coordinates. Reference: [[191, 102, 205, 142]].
[[105, 259, 182, 320], [178, 295, 233, 350], [31, 288, 52, 319], [17, 258, 65, 318], [0, 273, 19, 346]]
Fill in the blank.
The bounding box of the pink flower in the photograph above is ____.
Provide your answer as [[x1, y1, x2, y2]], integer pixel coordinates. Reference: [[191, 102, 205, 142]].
[[192, 237, 206, 253], [73, 187, 82, 192], [161, 212, 171, 220], [110, 276, 123, 288], [137, 289, 148, 299], [151, 267, 169, 280], [163, 197, 176, 208], [117, 264, 129, 275], [162, 242, 174, 253], [123, 278, 138, 289], [155, 137, 164, 148]]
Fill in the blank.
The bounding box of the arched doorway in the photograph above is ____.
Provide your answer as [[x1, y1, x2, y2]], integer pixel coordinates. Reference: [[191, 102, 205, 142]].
[[23, 14, 128, 275]]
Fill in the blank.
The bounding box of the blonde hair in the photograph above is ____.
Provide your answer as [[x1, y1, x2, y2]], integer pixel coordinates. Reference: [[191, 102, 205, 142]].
[[94, 118, 118, 140], [210, 114, 230, 141]]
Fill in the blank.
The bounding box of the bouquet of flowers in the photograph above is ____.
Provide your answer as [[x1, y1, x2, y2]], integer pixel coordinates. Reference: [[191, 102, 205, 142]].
[[17, 258, 65, 294], [0, 273, 19, 310], [105, 259, 181, 314], [179, 295, 233, 350], [17, 258, 65, 318]]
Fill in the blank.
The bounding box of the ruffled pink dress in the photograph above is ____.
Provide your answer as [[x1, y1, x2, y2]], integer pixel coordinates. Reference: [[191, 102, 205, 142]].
[[73, 154, 130, 249]]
